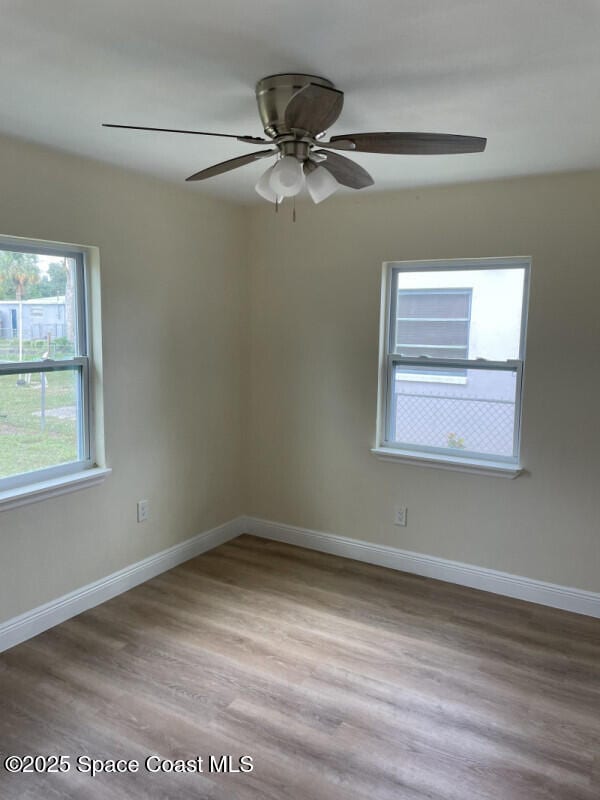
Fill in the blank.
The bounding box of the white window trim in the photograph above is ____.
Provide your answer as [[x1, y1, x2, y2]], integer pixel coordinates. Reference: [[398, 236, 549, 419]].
[[0, 234, 108, 507], [371, 447, 522, 478], [0, 467, 112, 511], [375, 257, 531, 476]]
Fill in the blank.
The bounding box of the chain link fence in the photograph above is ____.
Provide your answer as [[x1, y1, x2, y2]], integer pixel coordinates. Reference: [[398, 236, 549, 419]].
[[393, 390, 515, 456]]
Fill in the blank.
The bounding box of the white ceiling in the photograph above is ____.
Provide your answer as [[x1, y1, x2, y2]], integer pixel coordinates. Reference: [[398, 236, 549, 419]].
[[2, 0, 600, 203]]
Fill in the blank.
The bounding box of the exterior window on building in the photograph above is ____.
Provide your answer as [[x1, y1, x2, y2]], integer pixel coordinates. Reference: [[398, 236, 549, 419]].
[[395, 288, 471, 382], [377, 258, 530, 469]]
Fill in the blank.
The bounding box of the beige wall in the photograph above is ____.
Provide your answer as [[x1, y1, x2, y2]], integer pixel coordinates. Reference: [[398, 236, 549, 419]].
[[0, 134, 248, 623], [1, 138, 599, 626], [247, 172, 600, 593]]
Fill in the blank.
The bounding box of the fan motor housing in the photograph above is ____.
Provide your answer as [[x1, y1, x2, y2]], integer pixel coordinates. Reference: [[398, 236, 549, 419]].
[[256, 73, 335, 138]]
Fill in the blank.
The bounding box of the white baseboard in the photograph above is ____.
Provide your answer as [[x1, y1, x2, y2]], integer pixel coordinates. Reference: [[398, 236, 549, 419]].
[[243, 516, 600, 619], [0, 516, 245, 654], [3, 514, 598, 655]]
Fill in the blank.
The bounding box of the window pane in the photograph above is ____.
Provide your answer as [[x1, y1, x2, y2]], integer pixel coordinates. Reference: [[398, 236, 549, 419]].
[[390, 364, 518, 458], [0, 368, 82, 479], [0, 249, 79, 362], [394, 268, 526, 360]]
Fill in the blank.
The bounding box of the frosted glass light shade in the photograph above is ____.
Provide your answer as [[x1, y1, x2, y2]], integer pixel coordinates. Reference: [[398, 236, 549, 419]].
[[255, 166, 281, 203], [306, 166, 339, 204], [269, 156, 305, 197]]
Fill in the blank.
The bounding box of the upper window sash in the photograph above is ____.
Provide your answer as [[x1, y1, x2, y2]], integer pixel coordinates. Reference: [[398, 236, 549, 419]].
[[0, 241, 88, 359], [386, 258, 531, 362]]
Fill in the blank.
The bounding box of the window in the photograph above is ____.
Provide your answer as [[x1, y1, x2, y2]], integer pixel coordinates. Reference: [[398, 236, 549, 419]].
[[375, 258, 530, 475], [0, 237, 102, 497]]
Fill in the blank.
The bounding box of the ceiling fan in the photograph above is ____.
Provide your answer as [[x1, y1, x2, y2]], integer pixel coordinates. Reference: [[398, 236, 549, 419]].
[[103, 73, 486, 205]]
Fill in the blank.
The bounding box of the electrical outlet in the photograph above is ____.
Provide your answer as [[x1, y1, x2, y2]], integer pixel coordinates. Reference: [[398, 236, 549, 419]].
[[137, 499, 149, 523], [394, 505, 407, 527]]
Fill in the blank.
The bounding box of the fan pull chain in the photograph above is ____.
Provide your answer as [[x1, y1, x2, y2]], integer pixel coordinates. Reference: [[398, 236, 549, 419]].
[[293, 198, 296, 223], [275, 197, 279, 214]]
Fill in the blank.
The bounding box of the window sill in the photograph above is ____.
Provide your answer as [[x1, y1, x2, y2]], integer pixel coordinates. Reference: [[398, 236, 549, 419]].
[[371, 447, 522, 478], [0, 467, 112, 512]]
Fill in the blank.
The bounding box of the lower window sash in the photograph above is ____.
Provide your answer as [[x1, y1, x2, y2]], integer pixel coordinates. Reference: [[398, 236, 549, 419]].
[[385, 358, 523, 462], [0, 361, 90, 489]]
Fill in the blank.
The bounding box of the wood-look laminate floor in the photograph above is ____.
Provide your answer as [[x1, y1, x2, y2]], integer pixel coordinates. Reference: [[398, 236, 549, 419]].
[[1, 534, 599, 800]]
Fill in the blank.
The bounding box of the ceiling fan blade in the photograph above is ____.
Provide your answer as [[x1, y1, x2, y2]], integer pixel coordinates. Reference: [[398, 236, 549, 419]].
[[284, 83, 344, 135], [102, 123, 267, 145], [185, 149, 276, 182], [327, 132, 487, 154], [315, 139, 356, 151], [314, 150, 374, 189]]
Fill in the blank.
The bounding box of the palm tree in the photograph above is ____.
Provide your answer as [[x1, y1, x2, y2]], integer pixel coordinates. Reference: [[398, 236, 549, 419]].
[[0, 251, 41, 364], [0, 251, 40, 300]]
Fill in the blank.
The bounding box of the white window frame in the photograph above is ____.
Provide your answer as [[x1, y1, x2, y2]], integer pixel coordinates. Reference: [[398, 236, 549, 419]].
[[373, 257, 531, 478], [0, 236, 109, 509]]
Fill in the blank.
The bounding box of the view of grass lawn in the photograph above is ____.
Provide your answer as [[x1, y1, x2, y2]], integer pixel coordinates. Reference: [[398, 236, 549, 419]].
[[0, 369, 79, 480], [1, 249, 83, 482]]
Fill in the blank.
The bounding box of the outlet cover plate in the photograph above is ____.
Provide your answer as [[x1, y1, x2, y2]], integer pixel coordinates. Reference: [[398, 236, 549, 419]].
[[394, 505, 407, 527], [137, 499, 149, 523]]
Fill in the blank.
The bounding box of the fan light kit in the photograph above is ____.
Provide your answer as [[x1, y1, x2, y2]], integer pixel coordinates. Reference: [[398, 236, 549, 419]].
[[103, 73, 487, 208]]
